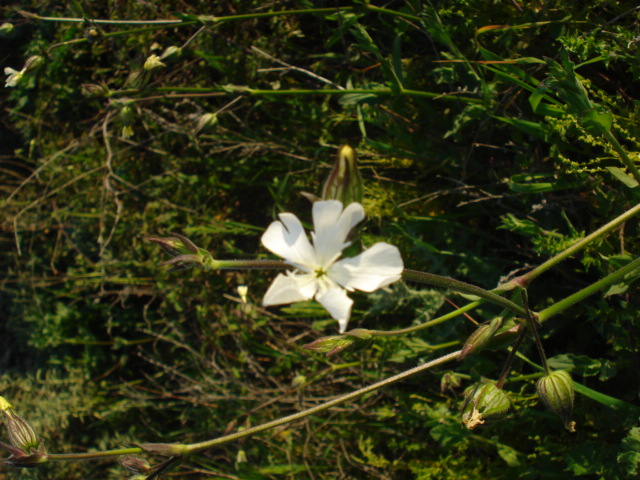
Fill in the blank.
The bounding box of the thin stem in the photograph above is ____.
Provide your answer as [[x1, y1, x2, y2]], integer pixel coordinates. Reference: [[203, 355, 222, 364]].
[[520, 289, 549, 375], [26, 5, 422, 26], [108, 87, 482, 104], [538, 256, 640, 323], [402, 269, 526, 316], [604, 130, 640, 185], [503, 202, 640, 290], [182, 350, 460, 454], [48, 447, 142, 462], [362, 300, 483, 337], [495, 324, 526, 389]]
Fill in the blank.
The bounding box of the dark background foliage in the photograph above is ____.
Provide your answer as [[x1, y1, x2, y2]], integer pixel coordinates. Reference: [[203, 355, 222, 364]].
[[1, 1, 640, 478]]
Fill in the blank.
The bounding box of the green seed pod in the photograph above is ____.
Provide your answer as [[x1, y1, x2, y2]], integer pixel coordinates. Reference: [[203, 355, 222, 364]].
[[536, 370, 576, 432], [461, 382, 511, 430], [321, 145, 363, 206], [458, 317, 503, 360]]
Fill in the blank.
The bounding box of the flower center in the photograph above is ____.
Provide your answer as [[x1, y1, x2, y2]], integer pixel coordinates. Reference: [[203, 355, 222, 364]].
[[314, 267, 328, 279]]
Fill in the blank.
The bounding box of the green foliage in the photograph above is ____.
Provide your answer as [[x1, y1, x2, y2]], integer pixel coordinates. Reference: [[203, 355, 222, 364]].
[[2, 0, 640, 478]]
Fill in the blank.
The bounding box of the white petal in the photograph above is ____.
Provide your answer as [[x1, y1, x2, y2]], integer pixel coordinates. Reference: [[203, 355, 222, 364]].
[[315, 287, 353, 332], [329, 242, 403, 292], [263, 273, 317, 306], [261, 213, 316, 270], [4, 67, 19, 75], [312, 201, 365, 266]]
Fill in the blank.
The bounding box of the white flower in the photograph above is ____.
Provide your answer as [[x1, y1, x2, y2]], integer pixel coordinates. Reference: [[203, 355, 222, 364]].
[[143, 54, 165, 71], [4, 67, 24, 88], [261, 200, 403, 332]]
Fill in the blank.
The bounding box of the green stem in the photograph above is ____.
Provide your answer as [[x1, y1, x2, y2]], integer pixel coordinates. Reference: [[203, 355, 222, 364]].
[[109, 86, 482, 104], [48, 447, 142, 462], [495, 324, 526, 389], [604, 130, 640, 185], [27, 5, 421, 26], [503, 202, 640, 290], [402, 269, 526, 316], [538, 256, 640, 323], [520, 289, 549, 375], [182, 350, 460, 454], [361, 300, 483, 337]]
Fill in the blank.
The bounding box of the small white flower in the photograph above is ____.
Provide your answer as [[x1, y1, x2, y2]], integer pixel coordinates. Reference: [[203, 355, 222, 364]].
[[261, 200, 403, 332], [4, 67, 24, 88], [143, 54, 165, 71]]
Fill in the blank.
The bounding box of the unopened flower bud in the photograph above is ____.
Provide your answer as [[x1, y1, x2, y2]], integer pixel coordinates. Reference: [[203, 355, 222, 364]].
[[458, 317, 503, 360], [303, 329, 372, 357], [291, 374, 306, 388], [160, 46, 183, 63], [23, 55, 44, 74], [119, 456, 152, 474], [0, 23, 15, 38], [321, 145, 363, 205], [536, 370, 575, 432], [84, 27, 101, 41], [461, 382, 511, 429], [119, 103, 135, 125], [143, 54, 165, 71], [237, 285, 249, 303], [3, 409, 41, 453], [81, 83, 110, 97], [148, 233, 217, 272], [125, 69, 150, 89], [195, 113, 218, 133]]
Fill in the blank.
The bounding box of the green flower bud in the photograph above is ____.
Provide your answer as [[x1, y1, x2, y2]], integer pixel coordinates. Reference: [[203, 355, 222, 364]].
[[148, 233, 217, 272], [23, 55, 44, 74], [536, 370, 576, 432], [458, 316, 503, 360], [0, 23, 15, 38], [119, 102, 135, 126], [461, 382, 511, 430], [321, 145, 363, 206], [3, 409, 41, 453], [81, 83, 110, 97], [303, 329, 373, 357], [125, 69, 150, 89], [160, 46, 183, 63]]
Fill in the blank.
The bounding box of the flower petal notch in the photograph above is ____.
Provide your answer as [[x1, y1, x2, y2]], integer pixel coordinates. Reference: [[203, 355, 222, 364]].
[[261, 200, 403, 332]]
